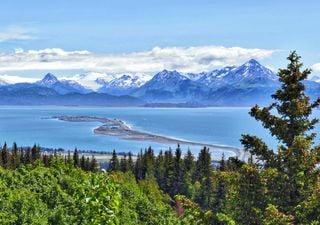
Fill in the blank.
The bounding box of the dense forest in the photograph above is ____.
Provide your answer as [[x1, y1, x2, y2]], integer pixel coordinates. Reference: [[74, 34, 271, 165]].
[[0, 52, 320, 224]]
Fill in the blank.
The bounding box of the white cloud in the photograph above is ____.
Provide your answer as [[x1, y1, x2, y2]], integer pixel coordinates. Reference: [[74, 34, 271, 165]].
[[312, 63, 320, 73], [0, 46, 275, 74], [0, 74, 38, 84], [0, 26, 35, 42]]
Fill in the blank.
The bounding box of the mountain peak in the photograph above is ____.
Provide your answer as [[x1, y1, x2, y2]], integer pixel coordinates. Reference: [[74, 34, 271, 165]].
[[245, 59, 261, 67], [233, 59, 277, 80], [154, 70, 183, 80], [36, 73, 59, 87], [41, 73, 59, 83]]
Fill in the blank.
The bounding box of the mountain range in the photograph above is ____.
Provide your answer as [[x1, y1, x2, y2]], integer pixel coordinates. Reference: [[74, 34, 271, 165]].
[[1, 59, 319, 106]]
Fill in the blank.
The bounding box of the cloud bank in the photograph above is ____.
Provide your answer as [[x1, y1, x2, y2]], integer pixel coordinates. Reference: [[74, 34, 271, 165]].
[[0, 46, 275, 74]]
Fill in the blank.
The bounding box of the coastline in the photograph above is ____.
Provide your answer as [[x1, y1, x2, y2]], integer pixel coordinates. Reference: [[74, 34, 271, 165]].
[[53, 115, 247, 160]]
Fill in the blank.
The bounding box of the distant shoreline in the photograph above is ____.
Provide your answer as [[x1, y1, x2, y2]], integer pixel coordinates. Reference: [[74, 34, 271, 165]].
[[53, 115, 246, 160]]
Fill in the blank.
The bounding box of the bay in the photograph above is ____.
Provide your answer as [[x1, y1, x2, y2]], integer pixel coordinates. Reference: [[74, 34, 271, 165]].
[[0, 106, 319, 158]]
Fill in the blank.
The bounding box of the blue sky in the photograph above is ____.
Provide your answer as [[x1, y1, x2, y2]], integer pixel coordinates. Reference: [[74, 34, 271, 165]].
[[0, 0, 319, 79]]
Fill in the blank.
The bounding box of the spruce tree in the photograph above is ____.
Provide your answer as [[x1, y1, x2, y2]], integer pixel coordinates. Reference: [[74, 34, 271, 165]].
[[241, 51, 320, 222], [12, 142, 20, 168], [120, 154, 129, 172], [31, 144, 40, 162], [1, 143, 10, 169], [155, 150, 165, 190], [73, 148, 79, 167], [163, 148, 175, 196], [173, 144, 184, 196], [127, 152, 134, 172], [134, 151, 143, 180], [90, 155, 99, 172], [184, 149, 195, 173], [108, 150, 120, 172], [80, 155, 86, 170], [195, 147, 212, 208]]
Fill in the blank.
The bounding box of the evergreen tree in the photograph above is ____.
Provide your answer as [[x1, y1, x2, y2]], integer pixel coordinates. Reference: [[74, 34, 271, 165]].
[[241, 51, 320, 222], [11, 142, 20, 168], [42, 154, 50, 167], [219, 153, 226, 171], [108, 150, 120, 172], [31, 144, 40, 162], [90, 155, 99, 172], [73, 148, 79, 167], [120, 154, 129, 172], [173, 144, 184, 196], [184, 149, 195, 173], [195, 147, 212, 208], [163, 148, 175, 196], [155, 150, 165, 189], [134, 150, 144, 180], [1, 142, 11, 169], [181, 149, 195, 197], [127, 152, 134, 172], [19, 148, 25, 164], [85, 157, 90, 171], [143, 146, 155, 178], [67, 151, 72, 165], [235, 164, 265, 225], [80, 155, 86, 170]]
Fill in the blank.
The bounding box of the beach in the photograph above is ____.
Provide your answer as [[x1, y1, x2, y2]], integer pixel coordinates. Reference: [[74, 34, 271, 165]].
[[54, 115, 246, 160]]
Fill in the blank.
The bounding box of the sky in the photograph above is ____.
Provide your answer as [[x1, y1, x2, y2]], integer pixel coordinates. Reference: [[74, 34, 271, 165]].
[[0, 0, 319, 81]]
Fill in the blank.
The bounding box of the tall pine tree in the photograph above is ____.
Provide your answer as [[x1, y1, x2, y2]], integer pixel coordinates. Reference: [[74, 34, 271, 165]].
[[241, 51, 320, 223]]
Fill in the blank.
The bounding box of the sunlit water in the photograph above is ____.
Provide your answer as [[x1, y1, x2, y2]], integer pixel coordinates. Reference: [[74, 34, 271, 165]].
[[0, 106, 319, 159]]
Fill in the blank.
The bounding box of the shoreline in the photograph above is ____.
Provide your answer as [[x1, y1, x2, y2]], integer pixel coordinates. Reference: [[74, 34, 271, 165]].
[[53, 115, 247, 160]]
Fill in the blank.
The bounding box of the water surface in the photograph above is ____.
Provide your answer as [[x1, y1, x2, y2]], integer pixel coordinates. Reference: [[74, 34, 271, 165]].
[[0, 106, 319, 158]]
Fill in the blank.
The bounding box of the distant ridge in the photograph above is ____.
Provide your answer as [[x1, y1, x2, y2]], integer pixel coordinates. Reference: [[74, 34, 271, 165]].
[[0, 59, 319, 106]]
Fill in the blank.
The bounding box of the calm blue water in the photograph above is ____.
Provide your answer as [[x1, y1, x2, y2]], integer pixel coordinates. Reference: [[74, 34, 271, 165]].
[[0, 106, 319, 158]]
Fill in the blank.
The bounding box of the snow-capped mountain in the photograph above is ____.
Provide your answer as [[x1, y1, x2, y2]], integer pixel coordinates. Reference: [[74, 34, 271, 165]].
[[197, 59, 277, 88], [197, 66, 237, 88], [131, 59, 282, 104], [132, 70, 208, 102], [36, 73, 91, 94], [97, 74, 151, 95], [1, 58, 319, 106], [36, 73, 59, 86], [224, 59, 277, 82], [62, 72, 117, 91]]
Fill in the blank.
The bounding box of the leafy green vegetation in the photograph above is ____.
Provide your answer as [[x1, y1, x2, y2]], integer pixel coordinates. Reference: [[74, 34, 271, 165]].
[[0, 52, 319, 224], [0, 158, 119, 224]]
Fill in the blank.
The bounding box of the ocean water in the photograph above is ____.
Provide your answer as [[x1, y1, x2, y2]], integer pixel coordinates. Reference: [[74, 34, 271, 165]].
[[0, 106, 319, 158]]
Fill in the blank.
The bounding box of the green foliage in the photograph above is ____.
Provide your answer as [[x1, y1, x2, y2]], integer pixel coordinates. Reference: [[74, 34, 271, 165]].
[[240, 51, 320, 224], [263, 204, 294, 225], [0, 160, 119, 225], [110, 172, 181, 225]]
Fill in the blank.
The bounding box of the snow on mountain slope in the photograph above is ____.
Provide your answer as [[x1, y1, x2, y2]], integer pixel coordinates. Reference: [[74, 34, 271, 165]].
[[197, 59, 277, 88], [36, 73, 59, 87], [62, 72, 117, 91], [132, 70, 207, 102], [229, 59, 277, 80], [97, 73, 151, 95], [36, 73, 91, 94]]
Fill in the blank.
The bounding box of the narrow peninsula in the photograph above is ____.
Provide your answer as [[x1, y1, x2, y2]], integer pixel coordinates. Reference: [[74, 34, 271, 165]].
[[53, 115, 245, 159]]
